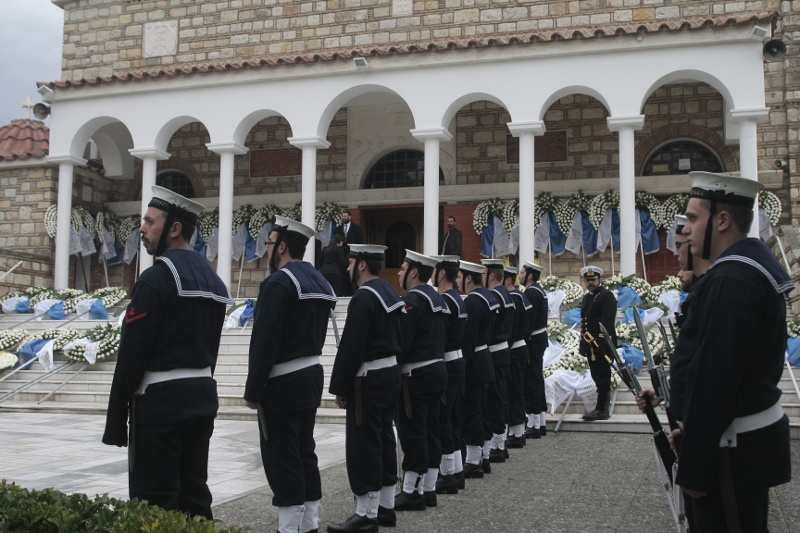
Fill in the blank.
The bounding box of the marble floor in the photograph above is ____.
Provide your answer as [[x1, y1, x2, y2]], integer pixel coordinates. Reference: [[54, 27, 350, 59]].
[[0, 412, 346, 506]]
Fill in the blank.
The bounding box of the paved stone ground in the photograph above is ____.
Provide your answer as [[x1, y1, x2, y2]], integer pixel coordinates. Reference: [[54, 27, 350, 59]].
[[214, 431, 800, 533]]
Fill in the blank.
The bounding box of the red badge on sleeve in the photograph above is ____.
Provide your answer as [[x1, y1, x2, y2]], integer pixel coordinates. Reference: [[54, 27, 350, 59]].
[[125, 306, 147, 324]]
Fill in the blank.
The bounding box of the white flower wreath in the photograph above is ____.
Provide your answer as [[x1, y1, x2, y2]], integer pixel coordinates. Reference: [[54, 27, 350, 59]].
[[588, 190, 620, 229], [282, 203, 302, 222], [635, 190, 664, 228], [232, 204, 257, 235], [197, 209, 219, 241], [91, 287, 128, 308], [116, 215, 141, 242], [44, 205, 98, 240], [21, 328, 80, 351], [315, 202, 343, 232], [647, 276, 682, 304], [0, 351, 17, 373], [472, 198, 506, 234], [605, 273, 652, 303], [249, 205, 282, 239], [534, 192, 564, 232], [63, 323, 122, 362], [758, 190, 782, 226], [662, 193, 689, 228], [501, 200, 519, 232], [540, 275, 585, 305], [0, 329, 28, 351]]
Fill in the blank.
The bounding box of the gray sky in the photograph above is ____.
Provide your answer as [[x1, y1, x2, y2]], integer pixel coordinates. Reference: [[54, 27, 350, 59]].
[[0, 0, 64, 126]]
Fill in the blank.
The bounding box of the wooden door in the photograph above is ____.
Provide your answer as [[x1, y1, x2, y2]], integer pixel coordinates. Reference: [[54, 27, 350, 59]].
[[362, 205, 425, 294]]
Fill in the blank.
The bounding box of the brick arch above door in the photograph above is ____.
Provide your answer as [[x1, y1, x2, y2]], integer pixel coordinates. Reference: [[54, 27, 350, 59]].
[[634, 124, 738, 174]]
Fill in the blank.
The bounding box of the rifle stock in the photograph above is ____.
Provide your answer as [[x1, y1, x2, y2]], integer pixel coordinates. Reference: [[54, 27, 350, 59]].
[[598, 322, 677, 483]]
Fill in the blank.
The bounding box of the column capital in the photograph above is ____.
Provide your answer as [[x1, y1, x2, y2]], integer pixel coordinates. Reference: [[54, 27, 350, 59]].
[[47, 154, 86, 166], [128, 147, 171, 160], [507, 121, 546, 137], [410, 128, 453, 142], [728, 107, 770, 124], [607, 115, 645, 132], [206, 142, 248, 155], [288, 136, 331, 150]]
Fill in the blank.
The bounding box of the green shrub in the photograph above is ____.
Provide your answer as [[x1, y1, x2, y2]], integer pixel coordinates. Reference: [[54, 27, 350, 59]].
[[0, 480, 245, 533]]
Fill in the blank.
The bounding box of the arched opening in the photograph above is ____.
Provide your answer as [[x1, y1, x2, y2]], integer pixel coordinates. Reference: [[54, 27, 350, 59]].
[[157, 170, 196, 197], [364, 149, 444, 189], [385, 221, 417, 269], [642, 140, 723, 176]]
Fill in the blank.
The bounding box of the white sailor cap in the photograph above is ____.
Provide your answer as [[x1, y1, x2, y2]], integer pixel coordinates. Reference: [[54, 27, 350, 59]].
[[349, 243, 387, 259], [459, 260, 484, 274], [481, 259, 505, 269], [148, 185, 205, 224], [431, 255, 461, 267], [404, 250, 439, 269], [580, 265, 603, 279], [272, 215, 317, 243], [674, 214, 688, 234], [688, 171, 764, 209], [521, 260, 543, 273], [503, 265, 518, 276]]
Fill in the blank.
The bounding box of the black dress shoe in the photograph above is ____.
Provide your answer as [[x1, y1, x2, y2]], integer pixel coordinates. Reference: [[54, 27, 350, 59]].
[[456, 470, 465, 489], [327, 513, 378, 533], [506, 435, 525, 448], [394, 490, 426, 511], [524, 426, 541, 439], [424, 491, 437, 507], [583, 410, 610, 421], [482, 458, 492, 473], [488, 448, 506, 463], [463, 462, 484, 478], [377, 506, 396, 527], [435, 474, 459, 494], [540, 423, 547, 436]]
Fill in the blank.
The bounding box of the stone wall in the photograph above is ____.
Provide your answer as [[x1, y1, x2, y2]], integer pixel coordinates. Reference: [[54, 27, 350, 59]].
[[59, 1, 778, 81]]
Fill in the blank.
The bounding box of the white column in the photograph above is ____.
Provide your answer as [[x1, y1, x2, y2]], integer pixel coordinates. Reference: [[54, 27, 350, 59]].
[[129, 148, 171, 274], [607, 116, 645, 276], [48, 155, 86, 288], [207, 143, 248, 290], [411, 128, 453, 256], [289, 136, 331, 263], [508, 121, 546, 262], [730, 108, 770, 238]]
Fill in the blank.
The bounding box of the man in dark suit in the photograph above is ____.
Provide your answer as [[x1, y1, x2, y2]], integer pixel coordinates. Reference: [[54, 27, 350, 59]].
[[335, 211, 363, 296], [441, 216, 462, 256], [335, 210, 363, 252]]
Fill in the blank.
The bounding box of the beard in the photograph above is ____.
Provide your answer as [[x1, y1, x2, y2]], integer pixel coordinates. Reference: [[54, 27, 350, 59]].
[[350, 262, 363, 292]]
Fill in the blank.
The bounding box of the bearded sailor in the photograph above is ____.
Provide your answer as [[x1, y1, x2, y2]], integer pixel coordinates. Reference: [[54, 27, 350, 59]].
[[431, 255, 468, 495], [328, 244, 405, 533], [103, 186, 233, 519], [244, 216, 337, 533], [394, 250, 448, 511]]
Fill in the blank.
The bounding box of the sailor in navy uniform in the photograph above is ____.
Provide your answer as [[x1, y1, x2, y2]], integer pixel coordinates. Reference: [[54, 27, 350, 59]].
[[103, 186, 233, 519], [502, 265, 532, 449], [578, 265, 617, 421], [394, 250, 448, 511], [520, 260, 549, 438], [244, 216, 337, 533], [457, 260, 498, 478], [669, 172, 791, 531], [328, 244, 405, 533], [431, 255, 467, 495], [481, 259, 514, 463]]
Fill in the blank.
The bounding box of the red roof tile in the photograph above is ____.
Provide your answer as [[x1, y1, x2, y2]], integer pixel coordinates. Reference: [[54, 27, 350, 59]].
[[0, 119, 49, 161], [39, 12, 776, 91]]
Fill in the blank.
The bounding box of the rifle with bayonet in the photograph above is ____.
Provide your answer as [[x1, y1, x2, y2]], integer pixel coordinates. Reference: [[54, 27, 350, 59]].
[[635, 313, 682, 438], [627, 314, 688, 533], [598, 322, 676, 481]]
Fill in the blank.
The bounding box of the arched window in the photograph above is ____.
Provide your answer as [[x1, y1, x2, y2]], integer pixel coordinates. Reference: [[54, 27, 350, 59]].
[[384, 221, 416, 268], [157, 170, 196, 198], [642, 140, 723, 176], [364, 149, 444, 189]]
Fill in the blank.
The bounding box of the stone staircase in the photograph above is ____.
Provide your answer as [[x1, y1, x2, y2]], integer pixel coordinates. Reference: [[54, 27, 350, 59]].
[[1, 298, 799, 437]]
